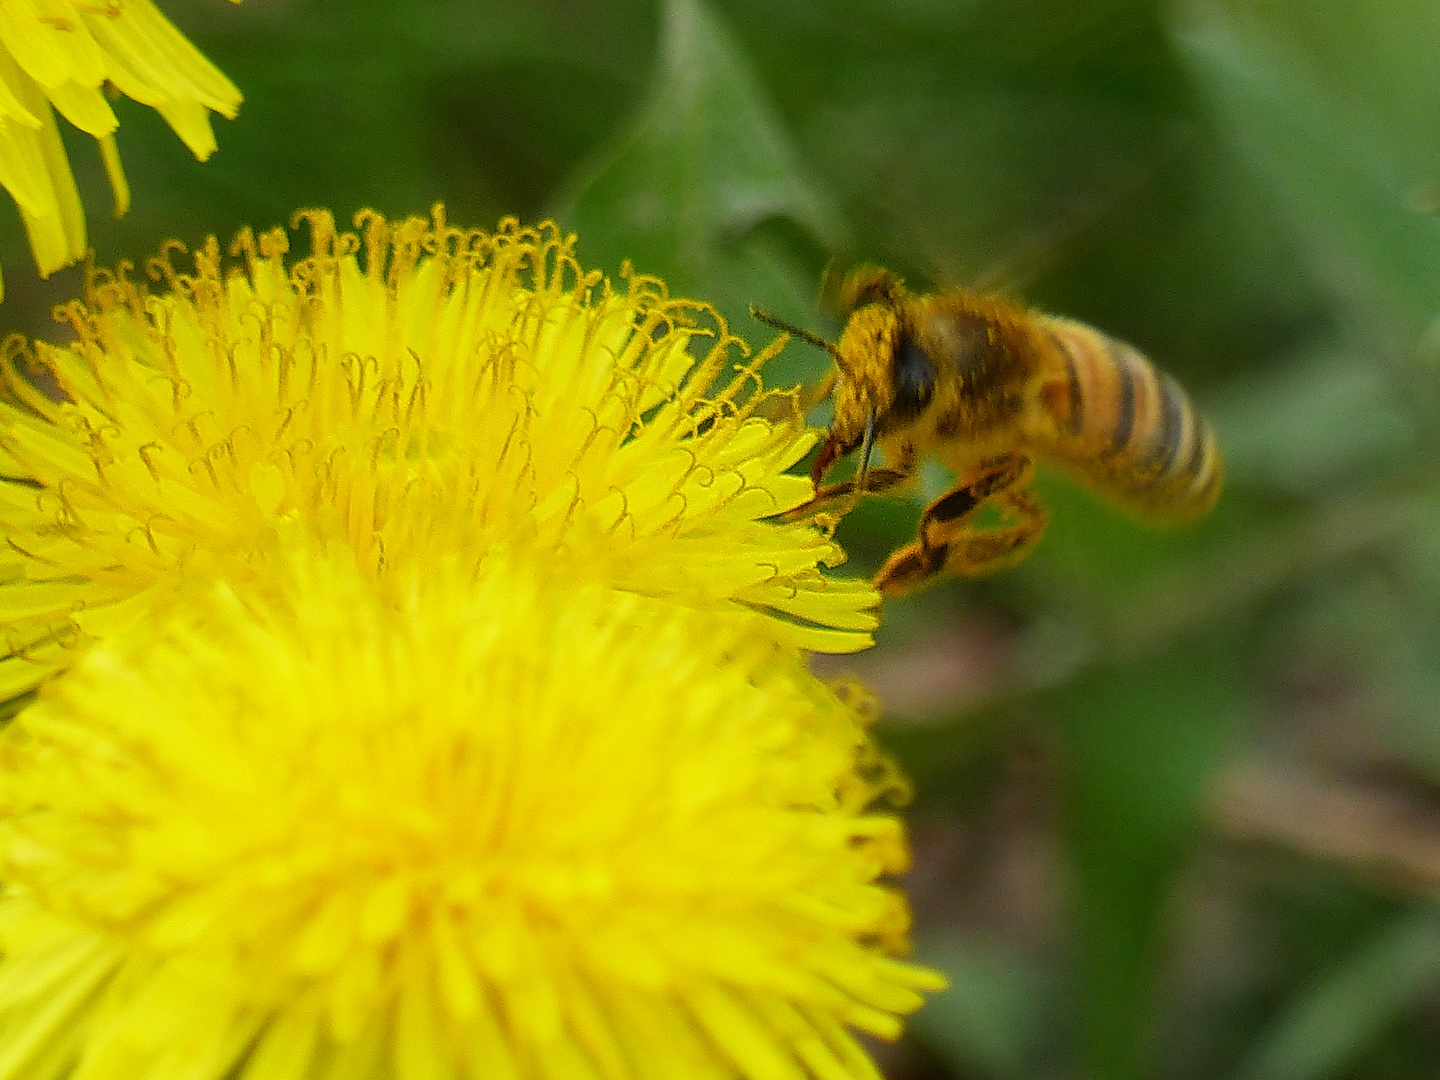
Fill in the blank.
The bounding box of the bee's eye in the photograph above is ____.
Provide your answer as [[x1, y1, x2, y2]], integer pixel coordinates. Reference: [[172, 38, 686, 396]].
[[890, 338, 936, 420]]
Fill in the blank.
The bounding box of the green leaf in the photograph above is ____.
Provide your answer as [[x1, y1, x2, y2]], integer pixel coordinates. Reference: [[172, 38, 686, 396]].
[[1235, 909, 1440, 1080], [801, 90, 1173, 290], [554, 0, 847, 321], [1210, 341, 1420, 496], [1060, 641, 1248, 1080], [1172, 3, 1440, 339], [912, 934, 1046, 1080]]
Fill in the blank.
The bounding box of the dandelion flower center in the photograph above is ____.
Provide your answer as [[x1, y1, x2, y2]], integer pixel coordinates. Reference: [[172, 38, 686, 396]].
[[0, 549, 940, 1080]]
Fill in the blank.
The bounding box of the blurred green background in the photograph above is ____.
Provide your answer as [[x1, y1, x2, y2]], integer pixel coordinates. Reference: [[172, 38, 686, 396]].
[[7, 1, 1440, 1076]]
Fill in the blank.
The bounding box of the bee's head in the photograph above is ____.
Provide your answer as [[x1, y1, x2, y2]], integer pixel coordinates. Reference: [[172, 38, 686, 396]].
[[750, 277, 935, 492], [821, 291, 937, 479], [828, 303, 905, 455]]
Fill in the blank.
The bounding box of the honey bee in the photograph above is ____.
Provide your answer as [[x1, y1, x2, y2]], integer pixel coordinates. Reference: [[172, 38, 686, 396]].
[[753, 265, 1222, 596]]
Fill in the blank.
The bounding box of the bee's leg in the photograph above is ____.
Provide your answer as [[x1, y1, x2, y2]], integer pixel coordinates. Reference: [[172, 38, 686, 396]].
[[815, 465, 913, 507], [780, 444, 917, 521], [778, 467, 911, 521], [942, 485, 1049, 577], [874, 455, 1046, 595]]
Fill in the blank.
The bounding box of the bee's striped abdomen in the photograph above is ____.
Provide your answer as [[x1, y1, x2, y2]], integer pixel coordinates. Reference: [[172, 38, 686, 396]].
[[1037, 317, 1220, 521]]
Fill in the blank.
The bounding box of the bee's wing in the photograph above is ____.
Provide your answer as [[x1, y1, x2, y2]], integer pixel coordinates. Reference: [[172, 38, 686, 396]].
[[751, 368, 836, 426], [796, 367, 836, 415], [900, 150, 1168, 298]]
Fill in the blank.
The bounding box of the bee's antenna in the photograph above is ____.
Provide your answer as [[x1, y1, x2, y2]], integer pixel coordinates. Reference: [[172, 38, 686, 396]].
[[749, 306, 850, 373]]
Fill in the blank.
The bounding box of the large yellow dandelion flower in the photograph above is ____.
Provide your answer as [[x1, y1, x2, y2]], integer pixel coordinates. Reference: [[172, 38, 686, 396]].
[[0, 546, 943, 1080], [0, 0, 242, 294], [0, 209, 876, 696]]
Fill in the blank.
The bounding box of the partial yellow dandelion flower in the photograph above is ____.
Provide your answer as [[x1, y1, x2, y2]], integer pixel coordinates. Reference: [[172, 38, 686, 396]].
[[0, 0, 241, 294], [0, 208, 876, 697], [0, 546, 944, 1080]]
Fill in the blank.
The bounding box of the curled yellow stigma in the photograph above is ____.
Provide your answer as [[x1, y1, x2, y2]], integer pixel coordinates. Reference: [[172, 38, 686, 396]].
[[0, 208, 878, 696]]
